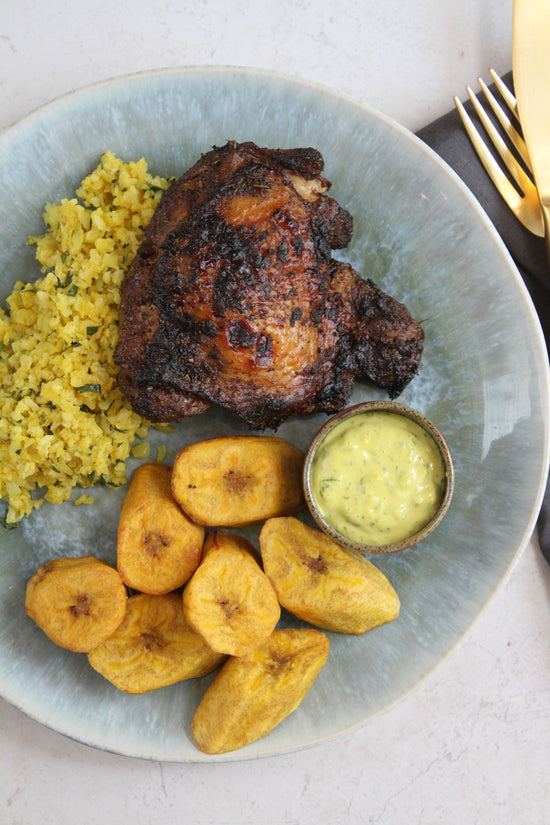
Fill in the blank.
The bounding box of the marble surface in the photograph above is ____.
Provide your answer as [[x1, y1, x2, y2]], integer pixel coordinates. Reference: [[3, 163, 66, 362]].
[[2, 1, 550, 823]]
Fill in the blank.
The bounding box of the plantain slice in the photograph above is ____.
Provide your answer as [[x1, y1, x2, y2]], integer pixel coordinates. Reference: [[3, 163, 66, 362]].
[[259, 517, 400, 634], [25, 556, 127, 652], [171, 435, 305, 527], [87, 592, 226, 694], [117, 462, 205, 594], [191, 627, 330, 754], [182, 531, 281, 657]]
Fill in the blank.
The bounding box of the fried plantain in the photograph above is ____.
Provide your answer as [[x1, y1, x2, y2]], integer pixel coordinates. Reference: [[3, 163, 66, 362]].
[[87, 591, 226, 693], [117, 461, 205, 594], [182, 531, 280, 656], [171, 436, 305, 527], [25, 556, 127, 652], [191, 627, 329, 754], [259, 517, 400, 634]]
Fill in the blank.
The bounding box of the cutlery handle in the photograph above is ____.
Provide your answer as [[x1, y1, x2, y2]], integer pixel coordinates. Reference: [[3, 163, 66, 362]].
[[542, 201, 550, 270]]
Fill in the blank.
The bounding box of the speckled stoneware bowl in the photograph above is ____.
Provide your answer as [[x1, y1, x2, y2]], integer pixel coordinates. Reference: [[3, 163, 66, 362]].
[[303, 401, 455, 554], [0, 67, 548, 763]]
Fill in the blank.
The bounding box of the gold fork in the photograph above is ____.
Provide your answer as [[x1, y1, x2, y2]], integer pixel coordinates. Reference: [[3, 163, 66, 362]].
[[454, 69, 544, 237]]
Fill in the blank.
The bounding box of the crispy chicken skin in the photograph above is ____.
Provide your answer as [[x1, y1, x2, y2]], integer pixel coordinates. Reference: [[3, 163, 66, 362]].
[[115, 141, 424, 430]]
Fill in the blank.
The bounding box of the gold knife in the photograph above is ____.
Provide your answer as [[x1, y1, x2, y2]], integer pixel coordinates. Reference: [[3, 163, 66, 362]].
[[513, 0, 550, 258]]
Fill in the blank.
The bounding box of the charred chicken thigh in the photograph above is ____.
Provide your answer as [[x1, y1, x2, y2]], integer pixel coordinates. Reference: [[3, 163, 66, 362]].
[[115, 141, 424, 430]]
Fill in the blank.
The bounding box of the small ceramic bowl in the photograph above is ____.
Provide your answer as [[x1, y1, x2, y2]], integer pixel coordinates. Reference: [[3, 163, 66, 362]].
[[303, 400, 455, 554]]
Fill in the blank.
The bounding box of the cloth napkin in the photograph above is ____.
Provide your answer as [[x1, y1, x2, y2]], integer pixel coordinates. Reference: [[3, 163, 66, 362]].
[[415, 71, 550, 563]]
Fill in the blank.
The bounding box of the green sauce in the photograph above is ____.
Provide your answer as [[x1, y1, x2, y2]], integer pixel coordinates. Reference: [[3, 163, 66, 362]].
[[310, 411, 446, 546]]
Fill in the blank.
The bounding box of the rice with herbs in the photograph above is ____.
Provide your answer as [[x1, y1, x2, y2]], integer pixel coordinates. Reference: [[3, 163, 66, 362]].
[[0, 151, 171, 525]]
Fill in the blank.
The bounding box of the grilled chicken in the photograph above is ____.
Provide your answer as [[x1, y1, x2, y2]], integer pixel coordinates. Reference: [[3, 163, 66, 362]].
[[115, 141, 424, 430]]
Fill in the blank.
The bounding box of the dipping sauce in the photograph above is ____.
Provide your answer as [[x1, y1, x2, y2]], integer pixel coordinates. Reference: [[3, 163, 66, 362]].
[[309, 410, 447, 546]]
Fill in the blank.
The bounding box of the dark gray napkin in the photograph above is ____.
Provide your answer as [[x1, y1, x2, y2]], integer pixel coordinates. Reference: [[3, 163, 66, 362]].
[[415, 71, 550, 562]]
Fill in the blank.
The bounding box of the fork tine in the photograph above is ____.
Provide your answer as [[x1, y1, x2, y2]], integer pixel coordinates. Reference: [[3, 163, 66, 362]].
[[489, 69, 518, 117], [478, 75, 532, 168], [454, 96, 523, 198], [466, 86, 533, 193], [453, 94, 544, 237]]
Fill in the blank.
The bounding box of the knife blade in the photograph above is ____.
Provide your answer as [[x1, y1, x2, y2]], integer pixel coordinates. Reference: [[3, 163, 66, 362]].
[[513, 0, 550, 243]]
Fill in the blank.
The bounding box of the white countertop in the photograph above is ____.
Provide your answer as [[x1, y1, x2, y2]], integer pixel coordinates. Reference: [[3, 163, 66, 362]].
[[2, 2, 550, 823]]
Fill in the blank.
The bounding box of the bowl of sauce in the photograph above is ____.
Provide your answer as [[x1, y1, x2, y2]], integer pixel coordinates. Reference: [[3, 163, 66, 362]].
[[303, 401, 454, 554]]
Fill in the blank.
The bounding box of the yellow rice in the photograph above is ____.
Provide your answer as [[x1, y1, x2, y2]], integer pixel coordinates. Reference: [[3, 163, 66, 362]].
[[0, 151, 171, 525]]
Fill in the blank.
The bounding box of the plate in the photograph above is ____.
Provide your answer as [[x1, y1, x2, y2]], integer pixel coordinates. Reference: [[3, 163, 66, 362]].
[[1, 67, 548, 762]]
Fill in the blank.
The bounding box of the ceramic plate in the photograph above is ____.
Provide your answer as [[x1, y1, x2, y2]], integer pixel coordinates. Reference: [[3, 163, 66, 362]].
[[1, 67, 548, 762]]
